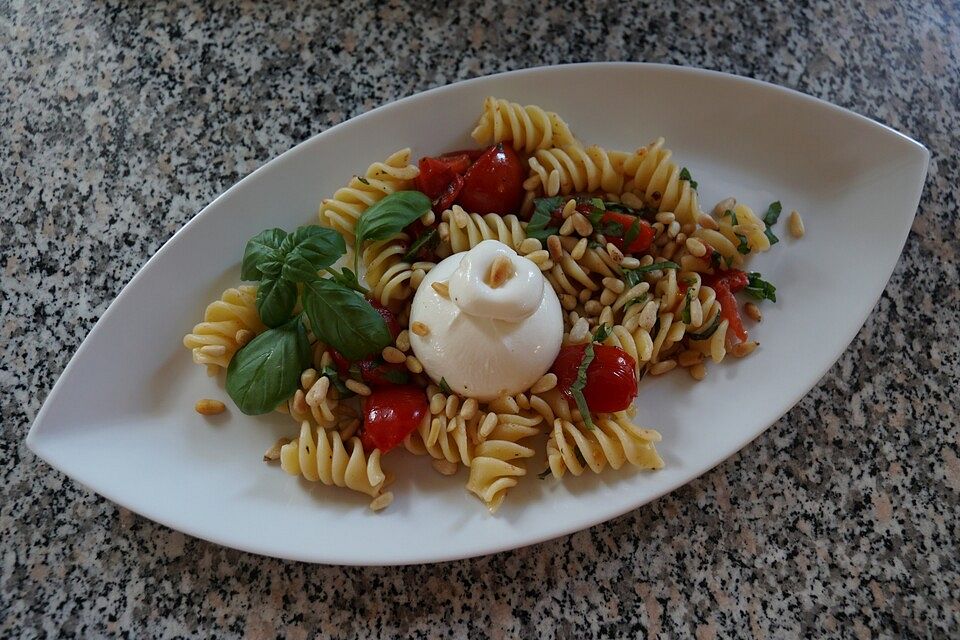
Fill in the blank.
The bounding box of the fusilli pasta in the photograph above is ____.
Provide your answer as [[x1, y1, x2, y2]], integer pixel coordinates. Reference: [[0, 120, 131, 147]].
[[466, 413, 542, 511], [471, 97, 578, 153], [525, 145, 631, 197], [546, 414, 663, 479], [183, 285, 265, 371], [442, 206, 526, 254], [280, 420, 387, 499], [623, 137, 703, 225]]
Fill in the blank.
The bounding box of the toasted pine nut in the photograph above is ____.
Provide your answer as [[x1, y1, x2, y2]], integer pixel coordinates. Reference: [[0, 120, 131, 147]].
[[345, 379, 372, 396], [405, 355, 423, 373], [620, 256, 641, 269], [382, 346, 407, 364], [571, 212, 593, 236], [685, 237, 707, 257], [395, 330, 411, 352], [655, 211, 675, 224], [697, 213, 719, 231], [789, 210, 805, 238], [306, 376, 330, 407], [369, 492, 394, 511], [519, 237, 542, 254], [431, 281, 449, 298], [712, 197, 736, 217], [569, 317, 590, 343], [578, 289, 592, 303], [432, 459, 459, 476], [487, 255, 515, 288], [602, 277, 625, 293], [460, 398, 479, 421], [621, 192, 644, 209], [547, 235, 563, 260], [606, 242, 624, 264], [235, 329, 254, 347], [689, 363, 707, 381], [292, 389, 309, 414], [583, 300, 602, 316], [599, 288, 617, 306], [195, 399, 226, 415], [479, 412, 499, 438], [444, 394, 460, 419], [571, 237, 588, 261], [730, 341, 759, 358], [560, 294, 577, 311], [411, 321, 430, 337], [744, 302, 762, 322], [562, 198, 577, 219], [263, 437, 291, 461], [300, 368, 318, 391], [649, 360, 677, 376], [531, 373, 558, 394], [558, 216, 575, 236]]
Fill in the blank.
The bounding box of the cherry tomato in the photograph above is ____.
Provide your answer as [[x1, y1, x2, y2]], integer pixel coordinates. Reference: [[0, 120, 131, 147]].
[[457, 143, 525, 215], [551, 344, 638, 414], [433, 172, 464, 213], [704, 272, 748, 344], [441, 148, 486, 162], [357, 358, 409, 387], [370, 301, 401, 340], [598, 211, 655, 254], [435, 152, 473, 175], [414, 157, 456, 201], [705, 269, 749, 294], [361, 385, 428, 453]]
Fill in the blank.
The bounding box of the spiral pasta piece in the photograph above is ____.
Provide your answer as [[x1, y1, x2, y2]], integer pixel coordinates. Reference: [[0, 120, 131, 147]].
[[403, 413, 475, 468], [471, 97, 577, 153], [525, 145, 631, 196], [280, 421, 387, 498], [443, 206, 526, 253], [183, 285, 265, 370], [317, 148, 419, 242], [466, 415, 542, 511], [362, 233, 419, 306], [546, 414, 663, 479], [716, 203, 772, 255], [623, 138, 703, 225]]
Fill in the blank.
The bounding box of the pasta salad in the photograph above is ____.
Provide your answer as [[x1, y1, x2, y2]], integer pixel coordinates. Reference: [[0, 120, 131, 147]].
[[184, 97, 791, 512]]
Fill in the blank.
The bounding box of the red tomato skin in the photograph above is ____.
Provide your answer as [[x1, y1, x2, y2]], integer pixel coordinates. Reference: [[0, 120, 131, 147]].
[[414, 157, 455, 200], [433, 173, 464, 213], [600, 212, 655, 254], [551, 344, 638, 414], [713, 279, 748, 344], [441, 148, 486, 162], [435, 153, 472, 175], [456, 144, 525, 215], [361, 385, 428, 453], [370, 301, 401, 340]]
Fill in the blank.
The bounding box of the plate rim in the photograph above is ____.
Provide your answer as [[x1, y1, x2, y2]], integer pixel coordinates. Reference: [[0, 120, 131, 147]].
[[26, 62, 930, 565]]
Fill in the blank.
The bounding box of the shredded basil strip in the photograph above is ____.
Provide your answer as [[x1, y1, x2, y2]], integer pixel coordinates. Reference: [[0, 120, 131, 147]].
[[688, 313, 722, 340], [763, 201, 782, 245], [570, 343, 596, 429], [593, 323, 612, 343], [745, 272, 777, 302], [623, 261, 680, 287], [439, 377, 452, 394], [679, 167, 698, 190], [402, 228, 439, 263], [681, 289, 693, 324], [526, 196, 565, 242], [321, 365, 354, 397]]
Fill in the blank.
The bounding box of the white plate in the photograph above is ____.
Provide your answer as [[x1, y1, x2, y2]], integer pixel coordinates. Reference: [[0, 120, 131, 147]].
[[26, 63, 928, 565]]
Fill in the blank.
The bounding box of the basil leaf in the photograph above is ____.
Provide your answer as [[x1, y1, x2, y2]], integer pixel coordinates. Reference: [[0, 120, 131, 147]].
[[380, 367, 410, 385], [745, 272, 777, 302], [301, 278, 391, 360], [593, 323, 612, 343], [623, 261, 680, 287], [570, 343, 596, 429], [321, 365, 354, 397], [680, 289, 693, 324], [622, 293, 649, 312], [225, 317, 311, 415], [325, 266, 367, 293], [537, 466, 552, 480], [596, 219, 625, 237], [255, 277, 298, 327], [679, 167, 698, 190], [279, 226, 345, 283], [526, 196, 565, 243], [623, 217, 642, 246], [737, 234, 751, 254], [241, 229, 287, 281], [354, 191, 432, 269], [688, 313, 722, 340], [257, 259, 283, 278], [402, 228, 439, 263], [439, 377, 452, 394], [763, 201, 782, 246]]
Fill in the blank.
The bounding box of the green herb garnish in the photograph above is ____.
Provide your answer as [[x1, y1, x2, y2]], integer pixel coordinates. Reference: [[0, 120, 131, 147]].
[[744, 272, 777, 302], [301, 278, 392, 361], [225, 316, 312, 415], [525, 196, 565, 242], [592, 323, 612, 342], [538, 467, 552, 480], [687, 313, 722, 340], [726, 209, 750, 254], [680, 289, 694, 324], [402, 228, 439, 263], [439, 377, 452, 394], [570, 343, 596, 429], [622, 217, 642, 246], [762, 201, 782, 246], [353, 191, 432, 272], [622, 293, 649, 312], [679, 167, 698, 190], [321, 365, 354, 397], [623, 261, 680, 287]]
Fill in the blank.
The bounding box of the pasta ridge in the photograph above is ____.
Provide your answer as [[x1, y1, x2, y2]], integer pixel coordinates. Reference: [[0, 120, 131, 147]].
[[546, 414, 663, 479], [471, 97, 577, 153], [622, 137, 703, 225], [466, 416, 541, 511], [280, 420, 387, 498], [525, 145, 631, 197], [183, 285, 265, 371]]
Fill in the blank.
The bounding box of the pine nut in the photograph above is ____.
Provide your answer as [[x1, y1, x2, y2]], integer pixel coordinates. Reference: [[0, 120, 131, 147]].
[[369, 492, 394, 511], [649, 360, 677, 376], [712, 197, 736, 217], [599, 288, 617, 306], [306, 376, 330, 407], [430, 392, 446, 415], [420, 210, 436, 226], [571, 212, 593, 236], [405, 355, 423, 373], [382, 346, 407, 363], [531, 373, 558, 394], [479, 412, 499, 438], [263, 437, 291, 461], [235, 329, 254, 347], [559, 216, 575, 236], [744, 302, 762, 322], [395, 330, 411, 352], [584, 300, 602, 316], [789, 210, 805, 238], [560, 294, 577, 311], [431, 281, 449, 298], [547, 235, 563, 261], [460, 398, 478, 421], [519, 237, 542, 254], [685, 237, 707, 257], [487, 255, 514, 288], [195, 399, 226, 415], [411, 321, 430, 337], [606, 243, 624, 264], [620, 256, 641, 269], [345, 379, 372, 396], [547, 169, 561, 196], [697, 214, 719, 231], [578, 289, 592, 303], [562, 198, 577, 219], [292, 389, 309, 414], [689, 363, 707, 381], [569, 317, 590, 343], [621, 192, 644, 209], [655, 211, 675, 224], [300, 368, 318, 391], [444, 394, 460, 419], [571, 237, 588, 261], [730, 341, 759, 358]]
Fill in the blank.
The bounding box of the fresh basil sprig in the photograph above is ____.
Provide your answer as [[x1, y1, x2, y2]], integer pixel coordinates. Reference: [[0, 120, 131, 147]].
[[241, 225, 345, 327], [225, 316, 311, 415], [353, 191, 432, 271], [570, 343, 596, 430], [301, 278, 391, 360]]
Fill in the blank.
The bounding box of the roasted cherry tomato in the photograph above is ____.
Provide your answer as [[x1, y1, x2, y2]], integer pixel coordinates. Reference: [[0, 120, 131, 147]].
[[414, 157, 456, 201], [598, 211, 655, 254], [434, 172, 464, 213], [357, 358, 409, 387], [704, 270, 749, 344], [361, 385, 428, 452], [371, 300, 401, 340], [457, 143, 525, 215], [551, 344, 638, 414], [435, 152, 473, 175]]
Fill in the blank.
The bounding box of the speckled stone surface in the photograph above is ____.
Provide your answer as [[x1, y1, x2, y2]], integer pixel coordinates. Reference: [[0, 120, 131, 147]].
[[2, 1, 958, 637]]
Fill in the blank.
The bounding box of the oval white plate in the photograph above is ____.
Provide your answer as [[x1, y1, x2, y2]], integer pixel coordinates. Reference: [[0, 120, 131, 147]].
[[27, 63, 928, 565]]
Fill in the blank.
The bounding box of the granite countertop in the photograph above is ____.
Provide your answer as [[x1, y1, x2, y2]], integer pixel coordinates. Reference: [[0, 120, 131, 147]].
[[3, 1, 958, 637]]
